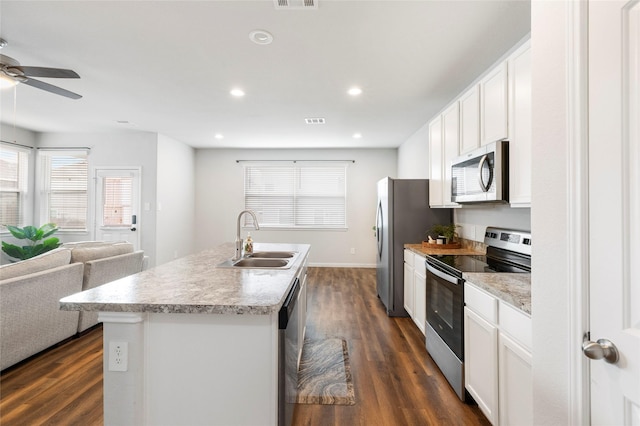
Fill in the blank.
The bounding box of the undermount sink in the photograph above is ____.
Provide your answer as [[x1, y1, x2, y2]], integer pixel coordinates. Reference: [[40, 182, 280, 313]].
[[232, 258, 289, 268], [216, 251, 299, 269], [248, 251, 295, 258]]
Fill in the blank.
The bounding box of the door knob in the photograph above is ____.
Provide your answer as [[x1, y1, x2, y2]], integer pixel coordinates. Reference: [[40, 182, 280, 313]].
[[582, 334, 619, 364]]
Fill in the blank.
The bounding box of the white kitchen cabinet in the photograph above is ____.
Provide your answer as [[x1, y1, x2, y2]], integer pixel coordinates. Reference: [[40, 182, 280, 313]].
[[498, 332, 533, 426], [465, 307, 499, 424], [480, 62, 508, 146], [442, 102, 460, 207], [464, 282, 532, 426], [459, 85, 481, 154], [413, 254, 427, 335], [404, 250, 427, 336], [508, 40, 532, 207], [403, 249, 415, 318], [428, 116, 444, 207]]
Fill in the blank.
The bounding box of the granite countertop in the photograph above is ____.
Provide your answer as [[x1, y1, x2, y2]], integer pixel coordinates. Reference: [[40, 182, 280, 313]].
[[404, 243, 485, 257], [462, 273, 531, 315], [60, 242, 310, 315]]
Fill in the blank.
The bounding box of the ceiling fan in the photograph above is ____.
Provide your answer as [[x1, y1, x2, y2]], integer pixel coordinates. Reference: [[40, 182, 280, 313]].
[[0, 38, 82, 99]]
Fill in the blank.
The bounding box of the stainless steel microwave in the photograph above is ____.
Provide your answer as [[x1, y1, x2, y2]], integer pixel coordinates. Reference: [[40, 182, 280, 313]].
[[451, 140, 509, 203]]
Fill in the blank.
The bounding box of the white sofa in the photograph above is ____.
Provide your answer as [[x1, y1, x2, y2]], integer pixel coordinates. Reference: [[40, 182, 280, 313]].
[[64, 241, 145, 332], [0, 248, 83, 371], [0, 241, 147, 371]]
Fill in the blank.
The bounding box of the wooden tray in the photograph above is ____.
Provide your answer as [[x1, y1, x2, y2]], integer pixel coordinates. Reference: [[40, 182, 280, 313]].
[[421, 241, 462, 249]]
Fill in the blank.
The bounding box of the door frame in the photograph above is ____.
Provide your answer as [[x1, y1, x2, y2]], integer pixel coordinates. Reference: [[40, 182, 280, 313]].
[[565, 0, 590, 424], [92, 166, 142, 250]]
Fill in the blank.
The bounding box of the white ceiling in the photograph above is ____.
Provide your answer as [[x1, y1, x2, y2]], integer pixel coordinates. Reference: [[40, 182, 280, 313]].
[[0, 0, 530, 149]]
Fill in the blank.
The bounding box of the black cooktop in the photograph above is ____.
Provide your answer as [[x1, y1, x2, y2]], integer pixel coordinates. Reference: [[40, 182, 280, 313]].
[[426, 247, 531, 277]]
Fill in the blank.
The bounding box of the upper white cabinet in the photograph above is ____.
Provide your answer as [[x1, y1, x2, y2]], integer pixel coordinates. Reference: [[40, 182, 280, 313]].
[[442, 102, 460, 207], [427, 36, 531, 209], [459, 85, 481, 154], [428, 116, 444, 207], [507, 41, 532, 207], [429, 104, 460, 208], [480, 62, 509, 145]]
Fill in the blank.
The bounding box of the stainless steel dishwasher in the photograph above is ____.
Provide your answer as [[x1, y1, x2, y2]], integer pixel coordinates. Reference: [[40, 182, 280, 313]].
[[278, 277, 300, 426]]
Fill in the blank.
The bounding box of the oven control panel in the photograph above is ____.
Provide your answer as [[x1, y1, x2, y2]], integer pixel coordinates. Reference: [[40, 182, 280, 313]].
[[484, 227, 532, 256]]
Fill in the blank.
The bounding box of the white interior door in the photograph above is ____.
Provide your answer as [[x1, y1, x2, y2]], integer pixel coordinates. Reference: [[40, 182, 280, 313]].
[[94, 167, 141, 250], [588, 0, 640, 423]]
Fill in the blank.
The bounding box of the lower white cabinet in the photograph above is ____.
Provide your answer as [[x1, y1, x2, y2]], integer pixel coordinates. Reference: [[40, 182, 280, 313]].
[[404, 260, 415, 318], [413, 258, 426, 334], [464, 307, 499, 424], [403, 250, 427, 335], [464, 282, 532, 426]]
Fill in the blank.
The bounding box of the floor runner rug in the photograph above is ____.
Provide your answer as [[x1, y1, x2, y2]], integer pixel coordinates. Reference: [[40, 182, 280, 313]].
[[296, 338, 355, 405]]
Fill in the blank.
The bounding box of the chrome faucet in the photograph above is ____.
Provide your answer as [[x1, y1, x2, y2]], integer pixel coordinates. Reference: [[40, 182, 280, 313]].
[[234, 209, 260, 261]]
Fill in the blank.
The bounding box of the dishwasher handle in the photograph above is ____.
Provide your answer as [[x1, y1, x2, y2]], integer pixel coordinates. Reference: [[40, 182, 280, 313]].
[[279, 278, 300, 329]]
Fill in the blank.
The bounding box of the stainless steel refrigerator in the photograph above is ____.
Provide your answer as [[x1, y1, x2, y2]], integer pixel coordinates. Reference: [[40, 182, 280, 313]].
[[375, 177, 452, 316]]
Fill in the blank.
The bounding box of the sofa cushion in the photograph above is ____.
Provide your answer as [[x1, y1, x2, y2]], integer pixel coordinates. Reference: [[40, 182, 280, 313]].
[[70, 242, 134, 263], [0, 248, 72, 281]]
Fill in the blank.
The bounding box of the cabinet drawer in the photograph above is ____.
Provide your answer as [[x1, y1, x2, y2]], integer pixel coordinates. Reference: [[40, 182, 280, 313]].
[[404, 249, 414, 266], [499, 301, 532, 351], [464, 283, 497, 323], [414, 254, 426, 276]]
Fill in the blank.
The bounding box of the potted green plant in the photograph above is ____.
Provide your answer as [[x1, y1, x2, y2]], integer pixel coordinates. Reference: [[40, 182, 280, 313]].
[[426, 223, 460, 244], [1, 223, 61, 261]]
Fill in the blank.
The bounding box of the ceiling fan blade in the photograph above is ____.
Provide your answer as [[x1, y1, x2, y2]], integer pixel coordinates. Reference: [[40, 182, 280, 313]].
[[21, 77, 82, 99], [20, 66, 80, 78]]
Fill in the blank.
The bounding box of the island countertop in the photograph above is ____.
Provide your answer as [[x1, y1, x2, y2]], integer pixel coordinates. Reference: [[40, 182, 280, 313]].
[[60, 242, 310, 315]]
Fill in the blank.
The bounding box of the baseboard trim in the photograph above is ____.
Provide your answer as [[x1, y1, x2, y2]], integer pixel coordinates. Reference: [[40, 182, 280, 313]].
[[309, 262, 376, 268]]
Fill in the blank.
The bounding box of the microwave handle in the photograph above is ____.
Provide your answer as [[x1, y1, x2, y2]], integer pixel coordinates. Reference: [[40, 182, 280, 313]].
[[477, 154, 492, 192]]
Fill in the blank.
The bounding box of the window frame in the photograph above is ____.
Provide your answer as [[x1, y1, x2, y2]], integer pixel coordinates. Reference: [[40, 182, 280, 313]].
[[242, 161, 349, 231], [37, 148, 90, 233], [0, 142, 31, 230]]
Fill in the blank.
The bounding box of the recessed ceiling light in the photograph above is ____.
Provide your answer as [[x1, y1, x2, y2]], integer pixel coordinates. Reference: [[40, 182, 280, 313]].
[[249, 30, 274, 45], [347, 87, 362, 96], [352, 133, 362, 139], [215, 133, 224, 140], [230, 88, 245, 97]]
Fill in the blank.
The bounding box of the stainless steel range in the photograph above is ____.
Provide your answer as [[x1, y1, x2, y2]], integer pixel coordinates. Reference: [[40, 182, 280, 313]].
[[424, 227, 531, 401]]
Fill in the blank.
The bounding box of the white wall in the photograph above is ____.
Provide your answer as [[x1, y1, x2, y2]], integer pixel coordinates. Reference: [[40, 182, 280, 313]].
[[194, 148, 396, 266], [36, 131, 159, 266], [156, 134, 196, 265], [397, 123, 429, 179], [530, 0, 572, 423]]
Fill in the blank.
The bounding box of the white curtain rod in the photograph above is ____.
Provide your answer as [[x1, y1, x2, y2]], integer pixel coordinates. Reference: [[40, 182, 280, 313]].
[[1, 140, 34, 150], [236, 159, 354, 163]]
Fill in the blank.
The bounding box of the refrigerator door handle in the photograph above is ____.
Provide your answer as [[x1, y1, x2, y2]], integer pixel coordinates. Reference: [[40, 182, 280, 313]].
[[376, 201, 383, 258]]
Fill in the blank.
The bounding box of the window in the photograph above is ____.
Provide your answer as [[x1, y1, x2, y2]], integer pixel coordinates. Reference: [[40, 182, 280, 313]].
[[0, 143, 30, 228], [243, 161, 348, 229], [39, 150, 88, 230], [102, 176, 133, 226]]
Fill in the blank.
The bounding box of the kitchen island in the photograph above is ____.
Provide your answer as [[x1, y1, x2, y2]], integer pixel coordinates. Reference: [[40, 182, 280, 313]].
[[60, 242, 310, 426]]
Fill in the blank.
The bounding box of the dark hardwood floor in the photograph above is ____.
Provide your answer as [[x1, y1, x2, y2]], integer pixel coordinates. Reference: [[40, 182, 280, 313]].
[[0, 267, 489, 426]]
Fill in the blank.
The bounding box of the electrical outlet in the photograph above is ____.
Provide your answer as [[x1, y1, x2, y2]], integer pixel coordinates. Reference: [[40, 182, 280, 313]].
[[108, 341, 128, 372], [350, 248, 356, 255]]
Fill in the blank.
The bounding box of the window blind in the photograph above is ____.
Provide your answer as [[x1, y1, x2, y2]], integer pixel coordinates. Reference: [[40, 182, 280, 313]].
[[243, 162, 347, 229], [39, 150, 88, 230], [102, 176, 133, 226], [0, 144, 29, 227]]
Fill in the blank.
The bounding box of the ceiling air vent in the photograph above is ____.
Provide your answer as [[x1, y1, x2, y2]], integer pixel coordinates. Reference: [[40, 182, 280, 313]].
[[305, 118, 325, 124], [274, 0, 317, 10]]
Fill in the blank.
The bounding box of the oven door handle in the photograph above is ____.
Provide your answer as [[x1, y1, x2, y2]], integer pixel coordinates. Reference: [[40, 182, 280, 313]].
[[426, 262, 460, 285]]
